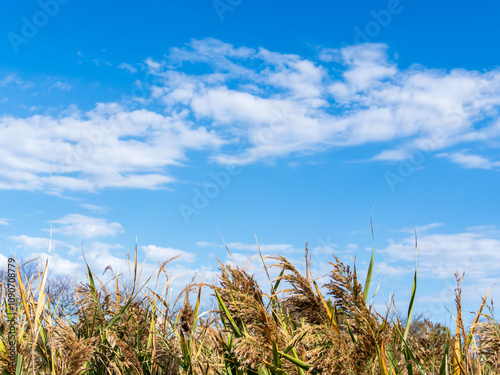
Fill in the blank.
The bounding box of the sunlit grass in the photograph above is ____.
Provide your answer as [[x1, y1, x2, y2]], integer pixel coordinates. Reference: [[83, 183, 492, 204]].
[[0, 233, 498, 374]]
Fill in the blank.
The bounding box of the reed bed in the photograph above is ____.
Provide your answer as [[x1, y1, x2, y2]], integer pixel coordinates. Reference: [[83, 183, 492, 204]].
[[0, 236, 498, 375]]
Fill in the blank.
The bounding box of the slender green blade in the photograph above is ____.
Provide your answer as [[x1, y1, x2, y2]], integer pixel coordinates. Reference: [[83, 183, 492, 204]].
[[265, 363, 290, 375], [439, 338, 450, 375], [403, 229, 418, 341], [280, 351, 310, 370], [404, 346, 414, 375], [395, 323, 428, 375], [272, 340, 281, 368], [273, 268, 285, 293], [15, 354, 23, 375], [363, 216, 376, 302], [284, 330, 308, 354], [192, 284, 202, 333], [403, 268, 417, 341], [215, 289, 242, 338], [86, 264, 100, 308]]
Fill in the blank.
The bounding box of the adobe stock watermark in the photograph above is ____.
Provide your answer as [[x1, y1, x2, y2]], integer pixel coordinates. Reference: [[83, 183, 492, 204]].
[[316, 234, 336, 251], [178, 106, 294, 224], [6, 258, 18, 369], [213, 0, 243, 22], [421, 275, 490, 324], [384, 129, 446, 193], [7, 0, 72, 54], [314, 234, 337, 262], [352, 0, 404, 45], [178, 164, 243, 224], [425, 278, 457, 321]]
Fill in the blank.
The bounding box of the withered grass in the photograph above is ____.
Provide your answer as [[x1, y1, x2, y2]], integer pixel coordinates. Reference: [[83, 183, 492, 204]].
[[0, 238, 498, 375]]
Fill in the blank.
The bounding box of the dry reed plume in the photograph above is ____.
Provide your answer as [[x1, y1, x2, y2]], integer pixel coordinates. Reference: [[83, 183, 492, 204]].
[[0, 235, 497, 375]]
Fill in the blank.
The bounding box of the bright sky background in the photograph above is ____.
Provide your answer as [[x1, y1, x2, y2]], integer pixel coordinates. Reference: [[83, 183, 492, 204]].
[[1, 0, 499, 323]]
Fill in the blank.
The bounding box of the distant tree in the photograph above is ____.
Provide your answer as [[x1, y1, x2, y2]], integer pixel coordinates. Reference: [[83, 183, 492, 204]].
[[0, 256, 77, 317]]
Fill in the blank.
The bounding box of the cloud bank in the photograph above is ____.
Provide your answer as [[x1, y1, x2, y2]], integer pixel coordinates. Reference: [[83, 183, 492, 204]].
[[2, 39, 500, 192]]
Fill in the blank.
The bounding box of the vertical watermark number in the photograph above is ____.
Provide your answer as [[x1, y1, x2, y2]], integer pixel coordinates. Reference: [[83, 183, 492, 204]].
[[6, 258, 17, 369]]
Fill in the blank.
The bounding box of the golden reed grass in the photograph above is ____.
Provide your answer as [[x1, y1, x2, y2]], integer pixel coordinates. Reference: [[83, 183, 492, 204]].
[[0, 240, 497, 375]]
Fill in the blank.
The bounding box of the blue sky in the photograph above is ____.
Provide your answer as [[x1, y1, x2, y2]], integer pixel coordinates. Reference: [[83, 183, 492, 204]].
[[1, 0, 500, 322]]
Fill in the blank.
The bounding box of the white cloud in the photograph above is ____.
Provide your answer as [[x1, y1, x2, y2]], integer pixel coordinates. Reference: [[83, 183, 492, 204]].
[[92, 59, 112, 67], [11, 235, 53, 250], [82, 241, 139, 276], [2, 237, 215, 305], [50, 214, 124, 238], [0, 73, 33, 90], [327, 44, 398, 97], [465, 225, 500, 236], [378, 228, 500, 280], [437, 151, 500, 169], [348, 244, 359, 251], [82, 242, 162, 281], [80, 203, 108, 214], [400, 223, 443, 234], [0, 218, 10, 225], [196, 241, 217, 247], [0, 253, 8, 268], [32, 252, 81, 276], [118, 63, 138, 73], [0, 104, 224, 191], [195, 240, 300, 254], [226, 242, 298, 254], [141, 245, 196, 263], [151, 39, 500, 166], [9, 234, 78, 255], [3, 40, 500, 193], [48, 81, 73, 92], [79, 242, 213, 297], [311, 245, 335, 255]]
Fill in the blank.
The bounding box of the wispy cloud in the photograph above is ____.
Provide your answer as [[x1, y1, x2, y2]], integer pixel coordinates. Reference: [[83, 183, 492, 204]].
[[0, 73, 33, 90], [151, 39, 500, 166], [80, 203, 108, 214], [3, 40, 500, 192], [196, 241, 217, 247], [400, 223, 443, 234], [378, 227, 500, 280], [91, 59, 112, 67], [49, 214, 124, 238], [437, 151, 500, 169], [32, 252, 81, 276], [0, 104, 224, 191], [118, 63, 138, 73], [196, 240, 300, 254], [225, 241, 299, 254], [0, 218, 11, 226], [141, 245, 196, 263], [10, 234, 78, 254], [48, 81, 73, 92]]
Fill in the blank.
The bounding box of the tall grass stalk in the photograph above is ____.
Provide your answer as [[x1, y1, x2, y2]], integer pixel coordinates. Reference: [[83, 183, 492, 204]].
[[0, 232, 497, 374]]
